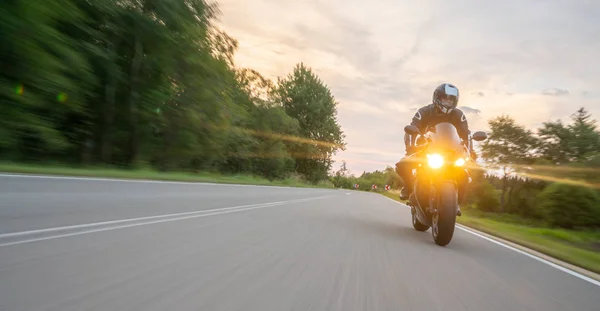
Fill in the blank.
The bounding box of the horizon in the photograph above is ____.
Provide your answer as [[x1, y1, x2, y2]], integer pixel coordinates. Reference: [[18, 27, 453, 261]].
[[215, 0, 600, 174]]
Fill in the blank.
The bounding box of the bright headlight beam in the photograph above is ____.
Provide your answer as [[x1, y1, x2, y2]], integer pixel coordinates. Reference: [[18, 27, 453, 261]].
[[427, 154, 444, 169], [455, 158, 466, 167]]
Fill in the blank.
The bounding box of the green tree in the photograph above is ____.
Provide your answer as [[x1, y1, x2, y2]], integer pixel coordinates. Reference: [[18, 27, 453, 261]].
[[537, 107, 600, 164], [247, 105, 300, 179], [537, 183, 600, 229], [474, 181, 501, 212], [332, 160, 352, 188], [383, 166, 404, 190], [481, 115, 538, 211], [537, 120, 573, 164], [0, 0, 350, 185], [0, 0, 93, 160], [274, 63, 346, 183], [568, 107, 600, 161]]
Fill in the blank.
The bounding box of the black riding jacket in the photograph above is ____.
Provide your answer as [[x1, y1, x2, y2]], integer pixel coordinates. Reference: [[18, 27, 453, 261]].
[[404, 104, 471, 152]]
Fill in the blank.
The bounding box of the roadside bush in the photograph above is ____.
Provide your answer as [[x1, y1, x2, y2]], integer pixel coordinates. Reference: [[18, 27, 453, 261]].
[[537, 183, 600, 229], [508, 181, 545, 218], [472, 180, 500, 212]]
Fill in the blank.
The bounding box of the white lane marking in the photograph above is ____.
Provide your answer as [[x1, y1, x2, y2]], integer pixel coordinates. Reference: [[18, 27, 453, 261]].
[[456, 225, 600, 287], [0, 198, 316, 239], [0, 173, 334, 190], [0, 196, 330, 248], [379, 196, 600, 287]]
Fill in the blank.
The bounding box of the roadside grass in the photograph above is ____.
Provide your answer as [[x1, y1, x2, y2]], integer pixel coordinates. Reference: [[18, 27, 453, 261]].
[[0, 162, 331, 188], [381, 190, 600, 274]]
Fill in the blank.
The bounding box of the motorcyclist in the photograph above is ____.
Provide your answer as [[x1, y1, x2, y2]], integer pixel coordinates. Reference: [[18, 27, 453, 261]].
[[395, 83, 476, 204]]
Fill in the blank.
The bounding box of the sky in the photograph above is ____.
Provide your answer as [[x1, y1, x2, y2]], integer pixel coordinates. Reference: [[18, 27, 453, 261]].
[[214, 0, 600, 175]]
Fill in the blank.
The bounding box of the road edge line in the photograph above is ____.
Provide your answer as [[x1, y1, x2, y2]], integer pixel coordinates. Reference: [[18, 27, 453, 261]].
[[379, 195, 600, 287], [0, 172, 335, 190]]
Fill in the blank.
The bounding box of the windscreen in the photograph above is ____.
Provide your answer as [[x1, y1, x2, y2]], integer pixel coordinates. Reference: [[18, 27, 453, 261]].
[[427, 122, 465, 157]]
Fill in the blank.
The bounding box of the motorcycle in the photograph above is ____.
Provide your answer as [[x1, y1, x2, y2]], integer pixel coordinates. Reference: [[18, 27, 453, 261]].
[[403, 122, 487, 246]]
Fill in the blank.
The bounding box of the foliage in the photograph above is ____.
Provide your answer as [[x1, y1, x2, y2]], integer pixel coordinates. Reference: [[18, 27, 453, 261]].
[[568, 108, 600, 161], [472, 180, 500, 212], [0, 0, 345, 184], [273, 63, 346, 183], [473, 107, 600, 230], [538, 108, 600, 163], [480, 115, 538, 211], [330, 162, 403, 192], [3, 0, 600, 232], [537, 183, 600, 229], [365, 107, 600, 233]]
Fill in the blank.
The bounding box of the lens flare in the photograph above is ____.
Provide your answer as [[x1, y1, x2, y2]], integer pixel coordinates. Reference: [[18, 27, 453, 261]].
[[455, 158, 466, 167], [57, 93, 68, 103], [15, 84, 24, 95], [427, 154, 444, 169]]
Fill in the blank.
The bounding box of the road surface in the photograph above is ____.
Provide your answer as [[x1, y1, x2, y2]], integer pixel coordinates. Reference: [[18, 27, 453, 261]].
[[0, 174, 598, 311]]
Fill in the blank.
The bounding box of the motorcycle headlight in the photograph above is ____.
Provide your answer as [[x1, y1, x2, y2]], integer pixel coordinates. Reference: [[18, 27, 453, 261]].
[[427, 154, 444, 169], [455, 158, 466, 167]]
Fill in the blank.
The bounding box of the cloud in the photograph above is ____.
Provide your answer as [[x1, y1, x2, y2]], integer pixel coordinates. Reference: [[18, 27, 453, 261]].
[[215, 0, 600, 173], [542, 88, 570, 97], [460, 106, 482, 115]]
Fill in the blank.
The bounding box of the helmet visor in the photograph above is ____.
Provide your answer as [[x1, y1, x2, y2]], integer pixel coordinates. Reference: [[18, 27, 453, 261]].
[[438, 95, 456, 113]]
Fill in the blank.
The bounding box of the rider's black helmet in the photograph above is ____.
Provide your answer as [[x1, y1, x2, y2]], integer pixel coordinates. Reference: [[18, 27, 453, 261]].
[[433, 83, 459, 114]]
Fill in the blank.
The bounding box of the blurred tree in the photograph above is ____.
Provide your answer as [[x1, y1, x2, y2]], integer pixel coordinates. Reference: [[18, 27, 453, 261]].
[[537, 183, 600, 229], [481, 115, 538, 212], [274, 63, 346, 183], [568, 107, 600, 161], [0, 0, 346, 185], [0, 0, 93, 161], [537, 120, 573, 164]]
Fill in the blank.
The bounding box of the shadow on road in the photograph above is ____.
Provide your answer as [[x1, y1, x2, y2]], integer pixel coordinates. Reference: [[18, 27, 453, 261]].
[[325, 211, 478, 252], [326, 212, 433, 242]]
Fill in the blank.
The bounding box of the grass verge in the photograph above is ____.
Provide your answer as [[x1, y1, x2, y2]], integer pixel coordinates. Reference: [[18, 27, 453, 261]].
[[0, 162, 329, 188], [381, 190, 600, 275]]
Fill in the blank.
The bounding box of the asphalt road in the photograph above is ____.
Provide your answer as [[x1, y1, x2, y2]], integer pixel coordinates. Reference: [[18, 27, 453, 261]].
[[0, 174, 598, 311]]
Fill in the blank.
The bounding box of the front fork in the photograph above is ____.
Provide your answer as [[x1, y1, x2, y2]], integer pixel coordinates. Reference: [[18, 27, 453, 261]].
[[409, 178, 462, 217], [409, 181, 437, 216], [421, 180, 461, 217], [429, 182, 437, 215]]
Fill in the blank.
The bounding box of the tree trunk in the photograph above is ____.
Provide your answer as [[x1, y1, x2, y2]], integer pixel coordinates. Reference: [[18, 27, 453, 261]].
[[80, 137, 93, 165], [500, 167, 508, 212], [100, 42, 117, 163], [506, 178, 515, 213], [127, 33, 143, 166]]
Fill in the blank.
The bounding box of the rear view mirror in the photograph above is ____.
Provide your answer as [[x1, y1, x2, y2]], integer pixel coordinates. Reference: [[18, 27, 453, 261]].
[[472, 131, 487, 141], [404, 125, 420, 136]]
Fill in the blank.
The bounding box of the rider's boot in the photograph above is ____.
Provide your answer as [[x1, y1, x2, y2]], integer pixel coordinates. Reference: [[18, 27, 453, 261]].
[[400, 186, 411, 200]]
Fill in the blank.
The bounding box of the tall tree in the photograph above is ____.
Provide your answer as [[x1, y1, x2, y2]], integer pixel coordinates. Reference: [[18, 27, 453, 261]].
[[274, 63, 346, 183], [568, 107, 600, 161], [481, 115, 538, 211], [0, 0, 93, 161], [0, 0, 348, 184], [537, 120, 573, 164]]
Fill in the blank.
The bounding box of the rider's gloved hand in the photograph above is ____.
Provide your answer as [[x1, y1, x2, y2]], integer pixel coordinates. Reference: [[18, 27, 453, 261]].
[[406, 145, 419, 155], [470, 150, 477, 160]]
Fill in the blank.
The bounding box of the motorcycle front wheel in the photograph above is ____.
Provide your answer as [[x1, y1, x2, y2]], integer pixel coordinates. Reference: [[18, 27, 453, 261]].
[[432, 181, 458, 246]]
